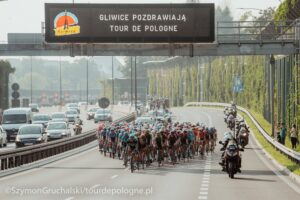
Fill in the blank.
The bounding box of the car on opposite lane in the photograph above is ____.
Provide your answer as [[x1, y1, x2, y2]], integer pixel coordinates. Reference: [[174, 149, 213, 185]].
[[66, 103, 80, 114], [65, 109, 79, 124], [135, 116, 155, 125], [46, 122, 71, 141], [1, 108, 33, 142], [29, 103, 39, 112], [32, 114, 52, 128], [15, 124, 47, 148], [51, 112, 68, 123], [0, 126, 7, 148], [94, 109, 112, 123], [86, 107, 99, 120]]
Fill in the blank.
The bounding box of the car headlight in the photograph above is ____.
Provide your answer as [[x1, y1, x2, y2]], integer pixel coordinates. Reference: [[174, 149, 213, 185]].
[[37, 137, 42, 141], [62, 132, 66, 135]]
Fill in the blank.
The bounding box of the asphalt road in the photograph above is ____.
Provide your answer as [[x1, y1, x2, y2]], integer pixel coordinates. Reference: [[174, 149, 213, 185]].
[[0, 106, 126, 152], [0, 107, 299, 200]]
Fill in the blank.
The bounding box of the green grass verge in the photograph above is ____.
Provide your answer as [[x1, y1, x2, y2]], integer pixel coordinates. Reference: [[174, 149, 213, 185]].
[[240, 112, 300, 176]]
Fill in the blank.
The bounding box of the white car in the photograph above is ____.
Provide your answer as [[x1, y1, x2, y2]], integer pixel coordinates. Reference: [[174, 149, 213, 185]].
[[0, 126, 8, 148]]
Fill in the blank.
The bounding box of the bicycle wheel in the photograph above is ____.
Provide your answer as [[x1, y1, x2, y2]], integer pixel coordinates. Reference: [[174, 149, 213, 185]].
[[130, 158, 134, 173], [124, 154, 128, 167]]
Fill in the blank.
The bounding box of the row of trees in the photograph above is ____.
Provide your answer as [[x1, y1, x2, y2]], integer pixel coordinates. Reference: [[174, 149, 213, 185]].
[[147, 56, 268, 114]]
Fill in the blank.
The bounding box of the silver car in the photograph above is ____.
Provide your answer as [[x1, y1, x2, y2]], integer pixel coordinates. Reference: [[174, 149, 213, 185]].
[[46, 122, 71, 141], [0, 126, 7, 148], [94, 109, 112, 123], [51, 112, 68, 123], [65, 110, 79, 124]]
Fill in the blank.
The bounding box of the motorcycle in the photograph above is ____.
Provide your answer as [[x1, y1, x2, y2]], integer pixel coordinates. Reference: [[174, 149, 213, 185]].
[[73, 124, 82, 135], [75, 117, 83, 125], [220, 140, 243, 179], [237, 128, 249, 148]]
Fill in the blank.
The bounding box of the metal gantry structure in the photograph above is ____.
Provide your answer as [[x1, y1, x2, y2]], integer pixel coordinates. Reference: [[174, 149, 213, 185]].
[[0, 20, 299, 57], [1, 19, 300, 123]]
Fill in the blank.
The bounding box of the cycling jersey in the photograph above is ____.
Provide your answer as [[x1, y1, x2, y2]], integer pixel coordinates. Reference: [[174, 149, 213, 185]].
[[155, 136, 163, 149], [168, 134, 177, 148], [180, 134, 188, 145]]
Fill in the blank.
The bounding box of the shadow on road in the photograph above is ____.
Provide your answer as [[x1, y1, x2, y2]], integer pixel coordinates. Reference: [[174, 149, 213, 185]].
[[234, 177, 276, 182]]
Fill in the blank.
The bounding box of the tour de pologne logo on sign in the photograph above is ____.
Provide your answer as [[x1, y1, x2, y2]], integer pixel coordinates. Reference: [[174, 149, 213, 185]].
[[53, 10, 80, 36]]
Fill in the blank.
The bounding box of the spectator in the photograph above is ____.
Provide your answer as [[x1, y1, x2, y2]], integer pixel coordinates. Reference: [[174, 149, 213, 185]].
[[274, 122, 281, 142], [290, 124, 298, 150], [280, 123, 287, 145]]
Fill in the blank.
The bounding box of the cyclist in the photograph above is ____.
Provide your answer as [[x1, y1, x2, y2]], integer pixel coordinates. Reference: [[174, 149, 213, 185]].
[[198, 127, 206, 155], [154, 132, 164, 163]]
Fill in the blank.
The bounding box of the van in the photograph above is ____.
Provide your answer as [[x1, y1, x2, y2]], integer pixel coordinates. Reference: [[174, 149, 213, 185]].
[[1, 108, 33, 142]]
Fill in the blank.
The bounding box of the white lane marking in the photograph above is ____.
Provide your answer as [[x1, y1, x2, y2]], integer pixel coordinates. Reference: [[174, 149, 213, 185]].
[[203, 177, 209, 180], [202, 180, 209, 183], [201, 184, 209, 187], [199, 191, 208, 195], [90, 184, 100, 189], [200, 188, 209, 191], [65, 197, 74, 200], [198, 196, 208, 200], [111, 174, 119, 179]]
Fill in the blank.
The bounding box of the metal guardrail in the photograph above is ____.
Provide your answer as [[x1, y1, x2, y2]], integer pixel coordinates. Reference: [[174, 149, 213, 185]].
[[0, 112, 136, 171], [185, 102, 300, 164]]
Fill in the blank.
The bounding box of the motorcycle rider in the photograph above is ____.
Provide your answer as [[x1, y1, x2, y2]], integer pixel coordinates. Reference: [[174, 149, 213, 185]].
[[236, 120, 249, 138], [219, 131, 242, 173], [73, 123, 82, 135], [227, 113, 235, 129]]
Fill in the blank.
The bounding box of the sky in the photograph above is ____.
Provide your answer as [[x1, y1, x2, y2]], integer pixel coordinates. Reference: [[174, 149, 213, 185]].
[[0, 0, 281, 42]]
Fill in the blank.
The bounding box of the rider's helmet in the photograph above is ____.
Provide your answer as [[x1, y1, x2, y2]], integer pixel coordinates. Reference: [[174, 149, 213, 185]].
[[129, 135, 135, 141], [223, 131, 234, 141]]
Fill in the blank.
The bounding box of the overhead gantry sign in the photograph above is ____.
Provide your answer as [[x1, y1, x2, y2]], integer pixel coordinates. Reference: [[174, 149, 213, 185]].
[[45, 3, 215, 43]]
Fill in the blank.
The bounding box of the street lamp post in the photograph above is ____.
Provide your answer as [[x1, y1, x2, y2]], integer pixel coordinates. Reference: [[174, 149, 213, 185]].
[[30, 56, 33, 104], [59, 56, 62, 111], [134, 56, 137, 111], [112, 56, 114, 106], [131, 57, 133, 106], [86, 57, 89, 110]]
